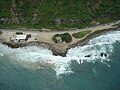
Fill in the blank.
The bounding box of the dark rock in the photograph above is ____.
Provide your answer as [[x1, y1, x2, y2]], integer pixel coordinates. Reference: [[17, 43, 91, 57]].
[[2, 42, 26, 48], [101, 53, 104, 57], [85, 55, 91, 57], [100, 53, 107, 57], [52, 51, 66, 57], [104, 53, 107, 57]]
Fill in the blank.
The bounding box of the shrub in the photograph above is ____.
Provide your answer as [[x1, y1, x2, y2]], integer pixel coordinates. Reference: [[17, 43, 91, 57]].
[[16, 32, 23, 35], [27, 34, 31, 38], [52, 33, 72, 43], [61, 33, 72, 43]]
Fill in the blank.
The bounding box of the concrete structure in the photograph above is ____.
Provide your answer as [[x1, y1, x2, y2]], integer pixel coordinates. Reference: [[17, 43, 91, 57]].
[[15, 35, 27, 41], [56, 37, 62, 43]]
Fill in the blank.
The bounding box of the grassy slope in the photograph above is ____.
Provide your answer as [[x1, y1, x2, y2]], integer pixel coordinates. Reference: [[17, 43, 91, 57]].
[[72, 30, 91, 38], [0, 0, 120, 30]]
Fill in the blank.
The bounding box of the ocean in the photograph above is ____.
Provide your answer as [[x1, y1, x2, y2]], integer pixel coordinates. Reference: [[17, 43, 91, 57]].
[[0, 31, 120, 90]]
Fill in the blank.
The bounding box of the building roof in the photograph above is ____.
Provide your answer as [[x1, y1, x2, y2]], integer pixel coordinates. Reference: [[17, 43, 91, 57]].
[[15, 35, 27, 40]]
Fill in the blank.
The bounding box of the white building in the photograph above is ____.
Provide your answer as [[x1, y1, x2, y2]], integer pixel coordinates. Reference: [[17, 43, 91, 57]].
[[13, 35, 28, 42]]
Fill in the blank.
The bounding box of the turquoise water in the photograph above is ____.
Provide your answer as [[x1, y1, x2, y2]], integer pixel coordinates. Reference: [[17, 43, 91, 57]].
[[0, 31, 120, 90]]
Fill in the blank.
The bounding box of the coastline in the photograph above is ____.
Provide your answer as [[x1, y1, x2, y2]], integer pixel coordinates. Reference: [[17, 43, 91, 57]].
[[69, 28, 120, 48], [0, 27, 119, 57], [0, 21, 120, 56]]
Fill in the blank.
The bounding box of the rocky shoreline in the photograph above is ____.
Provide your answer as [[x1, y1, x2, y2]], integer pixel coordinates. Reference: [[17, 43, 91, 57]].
[[52, 27, 120, 56], [0, 27, 119, 57], [69, 28, 120, 49], [1, 41, 67, 56], [2, 41, 50, 49]]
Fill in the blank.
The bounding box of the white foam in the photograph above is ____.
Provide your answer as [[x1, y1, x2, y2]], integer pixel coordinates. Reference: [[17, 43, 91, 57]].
[[89, 31, 120, 45], [0, 53, 4, 57], [0, 31, 120, 76], [0, 44, 74, 76], [67, 44, 113, 62]]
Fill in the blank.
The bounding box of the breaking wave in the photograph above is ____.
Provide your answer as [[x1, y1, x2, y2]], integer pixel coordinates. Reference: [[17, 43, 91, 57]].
[[0, 31, 120, 77]]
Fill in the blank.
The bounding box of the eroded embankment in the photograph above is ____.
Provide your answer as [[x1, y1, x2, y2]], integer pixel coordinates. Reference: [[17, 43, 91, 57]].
[[0, 27, 119, 57], [1, 41, 67, 57], [68, 28, 120, 49], [51, 27, 120, 56]]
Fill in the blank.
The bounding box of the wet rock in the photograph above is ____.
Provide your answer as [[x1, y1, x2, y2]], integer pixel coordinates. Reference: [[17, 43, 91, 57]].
[[101, 53, 104, 57], [104, 53, 107, 57], [101, 53, 107, 57], [85, 55, 91, 57]]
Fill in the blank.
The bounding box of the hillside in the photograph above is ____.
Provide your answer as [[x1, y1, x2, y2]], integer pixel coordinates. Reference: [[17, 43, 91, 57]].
[[0, 0, 120, 30]]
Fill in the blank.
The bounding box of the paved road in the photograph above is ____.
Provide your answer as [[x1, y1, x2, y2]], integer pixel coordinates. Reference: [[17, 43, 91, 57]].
[[0, 20, 119, 34]]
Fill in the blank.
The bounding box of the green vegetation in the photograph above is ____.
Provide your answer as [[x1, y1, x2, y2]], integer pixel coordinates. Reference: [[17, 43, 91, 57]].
[[72, 30, 91, 38], [61, 33, 72, 43], [0, 0, 120, 29], [0, 31, 2, 35], [52, 33, 72, 43]]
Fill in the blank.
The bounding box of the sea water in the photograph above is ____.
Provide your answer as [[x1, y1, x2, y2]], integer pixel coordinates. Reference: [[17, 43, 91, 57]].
[[0, 31, 120, 90]]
